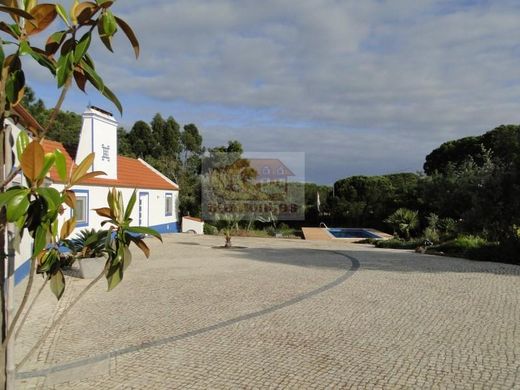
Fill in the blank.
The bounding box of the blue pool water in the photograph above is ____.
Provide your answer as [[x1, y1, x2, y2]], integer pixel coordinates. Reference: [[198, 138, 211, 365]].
[[327, 228, 382, 239]]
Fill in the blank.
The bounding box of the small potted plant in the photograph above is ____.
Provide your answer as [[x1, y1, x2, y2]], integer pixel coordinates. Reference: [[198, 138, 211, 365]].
[[64, 229, 109, 278]]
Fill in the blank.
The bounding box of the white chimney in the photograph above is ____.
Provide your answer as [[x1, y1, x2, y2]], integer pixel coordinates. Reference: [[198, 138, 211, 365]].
[[75, 106, 118, 180]]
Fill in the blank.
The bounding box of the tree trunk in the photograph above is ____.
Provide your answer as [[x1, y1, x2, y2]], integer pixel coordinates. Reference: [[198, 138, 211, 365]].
[[0, 125, 6, 390]]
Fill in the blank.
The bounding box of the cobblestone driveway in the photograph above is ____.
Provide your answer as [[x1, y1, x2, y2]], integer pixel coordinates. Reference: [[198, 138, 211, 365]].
[[15, 235, 520, 389]]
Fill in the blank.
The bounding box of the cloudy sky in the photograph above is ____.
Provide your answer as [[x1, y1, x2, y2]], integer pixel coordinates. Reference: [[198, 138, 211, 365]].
[[29, 0, 520, 184]]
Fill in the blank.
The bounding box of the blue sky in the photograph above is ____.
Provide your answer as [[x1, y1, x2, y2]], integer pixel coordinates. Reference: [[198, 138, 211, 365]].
[[28, 0, 520, 184]]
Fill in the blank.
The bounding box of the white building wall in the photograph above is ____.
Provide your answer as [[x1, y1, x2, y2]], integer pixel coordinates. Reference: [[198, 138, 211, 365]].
[[54, 184, 180, 236]]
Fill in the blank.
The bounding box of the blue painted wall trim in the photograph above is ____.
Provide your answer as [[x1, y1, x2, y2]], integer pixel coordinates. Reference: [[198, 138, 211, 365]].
[[150, 222, 179, 234], [14, 258, 31, 286]]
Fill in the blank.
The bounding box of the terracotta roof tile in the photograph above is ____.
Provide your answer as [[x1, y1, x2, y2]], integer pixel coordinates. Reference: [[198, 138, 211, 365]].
[[42, 140, 178, 190]]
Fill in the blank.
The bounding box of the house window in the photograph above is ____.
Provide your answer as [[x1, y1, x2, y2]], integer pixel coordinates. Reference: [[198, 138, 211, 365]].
[[277, 166, 284, 175], [165, 193, 173, 216], [262, 166, 270, 175], [73, 190, 89, 227]]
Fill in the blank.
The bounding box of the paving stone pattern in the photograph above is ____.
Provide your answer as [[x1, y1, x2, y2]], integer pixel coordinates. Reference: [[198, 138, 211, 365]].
[[13, 235, 520, 389]]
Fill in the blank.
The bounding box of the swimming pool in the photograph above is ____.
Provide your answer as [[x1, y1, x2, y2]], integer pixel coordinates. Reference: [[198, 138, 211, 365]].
[[327, 228, 383, 239]]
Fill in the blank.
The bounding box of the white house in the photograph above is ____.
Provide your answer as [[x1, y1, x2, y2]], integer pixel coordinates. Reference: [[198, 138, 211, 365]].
[[6, 105, 180, 284]]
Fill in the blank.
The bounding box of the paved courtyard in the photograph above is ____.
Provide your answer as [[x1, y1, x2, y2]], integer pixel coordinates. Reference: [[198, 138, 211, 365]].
[[14, 234, 520, 389]]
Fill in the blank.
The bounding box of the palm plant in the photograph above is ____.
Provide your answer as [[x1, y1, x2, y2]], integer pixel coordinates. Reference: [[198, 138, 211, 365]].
[[384, 208, 419, 240]]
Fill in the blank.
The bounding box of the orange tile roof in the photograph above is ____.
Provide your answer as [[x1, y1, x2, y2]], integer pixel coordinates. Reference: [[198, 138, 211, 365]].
[[42, 139, 178, 191]]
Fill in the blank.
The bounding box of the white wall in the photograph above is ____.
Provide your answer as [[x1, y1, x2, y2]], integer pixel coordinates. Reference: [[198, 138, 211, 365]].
[[54, 184, 180, 236], [182, 217, 204, 234]]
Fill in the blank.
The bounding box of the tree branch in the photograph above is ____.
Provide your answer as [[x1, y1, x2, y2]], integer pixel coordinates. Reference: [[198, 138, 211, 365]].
[[16, 268, 105, 369]]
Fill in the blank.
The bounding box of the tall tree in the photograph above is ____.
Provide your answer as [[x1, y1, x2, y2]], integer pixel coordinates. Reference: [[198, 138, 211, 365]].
[[128, 120, 154, 158]]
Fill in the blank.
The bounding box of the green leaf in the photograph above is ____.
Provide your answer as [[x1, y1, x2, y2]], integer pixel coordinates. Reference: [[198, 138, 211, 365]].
[[55, 3, 69, 26], [19, 40, 32, 56], [36, 152, 56, 180], [114, 16, 139, 58], [5, 68, 25, 105], [123, 245, 131, 271], [124, 189, 136, 221], [106, 261, 122, 291], [126, 226, 162, 242], [36, 187, 61, 210], [29, 47, 56, 75], [101, 84, 122, 115], [56, 51, 72, 88], [0, 41, 4, 69], [80, 58, 104, 92], [0, 187, 26, 207], [50, 269, 65, 300], [16, 131, 30, 161], [102, 10, 116, 35], [6, 190, 30, 222], [74, 32, 91, 64], [33, 225, 47, 256], [54, 149, 67, 182]]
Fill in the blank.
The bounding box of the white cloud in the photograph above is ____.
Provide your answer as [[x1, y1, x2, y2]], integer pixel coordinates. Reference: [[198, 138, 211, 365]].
[[28, 0, 520, 183]]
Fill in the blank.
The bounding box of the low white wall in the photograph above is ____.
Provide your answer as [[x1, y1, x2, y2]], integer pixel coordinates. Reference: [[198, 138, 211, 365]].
[[182, 217, 204, 234]]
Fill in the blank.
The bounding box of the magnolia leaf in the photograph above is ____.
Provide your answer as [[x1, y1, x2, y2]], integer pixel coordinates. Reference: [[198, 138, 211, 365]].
[[55, 3, 68, 25], [114, 16, 139, 58], [56, 51, 72, 88], [60, 216, 76, 240], [0, 21, 19, 38], [123, 189, 137, 221], [106, 261, 122, 291], [50, 269, 65, 300], [21, 140, 44, 182], [0, 5, 34, 20], [70, 152, 94, 185], [97, 0, 113, 8], [45, 30, 66, 55], [126, 226, 162, 242], [0, 42, 3, 69], [75, 170, 106, 184], [29, 47, 56, 75], [122, 245, 131, 271], [6, 192, 29, 222], [0, 187, 26, 207], [5, 68, 25, 106], [36, 152, 56, 180], [64, 189, 76, 209], [101, 85, 121, 115], [73, 68, 87, 92], [94, 207, 112, 218], [33, 225, 47, 257], [131, 237, 150, 258], [36, 187, 61, 210], [73, 32, 91, 64], [15, 130, 30, 160], [26, 4, 57, 36], [80, 59, 104, 91], [54, 149, 67, 182], [73, 1, 97, 25], [97, 19, 112, 52]]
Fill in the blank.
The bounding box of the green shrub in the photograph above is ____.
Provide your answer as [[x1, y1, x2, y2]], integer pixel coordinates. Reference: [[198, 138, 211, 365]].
[[375, 238, 424, 250], [203, 223, 218, 235]]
